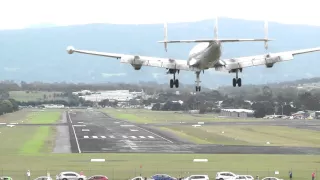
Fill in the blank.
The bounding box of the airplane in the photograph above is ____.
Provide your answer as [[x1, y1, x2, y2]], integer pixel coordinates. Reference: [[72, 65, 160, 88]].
[[66, 18, 320, 92]]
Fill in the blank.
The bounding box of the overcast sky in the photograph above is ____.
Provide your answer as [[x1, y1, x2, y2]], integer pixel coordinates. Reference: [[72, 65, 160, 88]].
[[0, 0, 319, 29]]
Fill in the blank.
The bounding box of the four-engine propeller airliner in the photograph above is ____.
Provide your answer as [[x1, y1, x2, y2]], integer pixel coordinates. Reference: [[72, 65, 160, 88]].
[[66, 18, 320, 92]]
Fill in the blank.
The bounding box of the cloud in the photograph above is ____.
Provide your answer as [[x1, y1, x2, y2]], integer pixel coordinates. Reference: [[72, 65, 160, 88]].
[[101, 73, 126, 78]]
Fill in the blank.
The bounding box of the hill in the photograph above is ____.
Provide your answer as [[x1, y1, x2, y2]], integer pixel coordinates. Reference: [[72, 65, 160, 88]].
[[0, 17, 320, 88]]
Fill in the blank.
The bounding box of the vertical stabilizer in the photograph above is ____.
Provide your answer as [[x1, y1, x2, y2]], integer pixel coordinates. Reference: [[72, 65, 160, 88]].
[[264, 20, 268, 50], [214, 17, 218, 39], [164, 22, 168, 52]]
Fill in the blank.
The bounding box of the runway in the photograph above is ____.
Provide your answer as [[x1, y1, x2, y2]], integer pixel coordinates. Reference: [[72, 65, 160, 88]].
[[66, 110, 320, 154]]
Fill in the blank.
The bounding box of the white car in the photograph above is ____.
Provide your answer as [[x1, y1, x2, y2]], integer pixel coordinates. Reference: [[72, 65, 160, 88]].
[[34, 176, 53, 180], [235, 175, 254, 180], [216, 172, 237, 180], [184, 175, 209, 180], [56, 172, 86, 180], [261, 177, 283, 180]]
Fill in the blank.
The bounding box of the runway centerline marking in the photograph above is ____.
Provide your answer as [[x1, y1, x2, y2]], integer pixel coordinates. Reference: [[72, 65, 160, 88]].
[[148, 136, 154, 138], [123, 136, 128, 138], [130, 129, 138, 132], [131, 136, 137, 139], [68, 111, 82, 153], [101, 136, 106, 138], [139, 136, 145, 138], [93, 136, 98, 138], [82, 129, 90, 132], [84, 136, 89, 138], [109, 135, 115, 138]]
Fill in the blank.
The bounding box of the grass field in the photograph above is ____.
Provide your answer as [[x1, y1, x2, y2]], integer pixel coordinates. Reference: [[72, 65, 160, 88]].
[[103, 108, 260, 123], [9, 91, 66, 102], [26, 110, 63, 124], [0, 109, 62, 155], [160, 125, 320, 147], [0, 154, 319, 180], [0, 109, 320, 180]]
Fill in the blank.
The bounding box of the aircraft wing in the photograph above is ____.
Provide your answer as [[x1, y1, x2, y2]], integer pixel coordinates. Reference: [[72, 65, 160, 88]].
[[216, 47, 320, 71], [66, 46, 200, 71]]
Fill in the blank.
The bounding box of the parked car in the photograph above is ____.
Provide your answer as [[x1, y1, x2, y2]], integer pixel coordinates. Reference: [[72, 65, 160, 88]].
[[152, 174, 176, 180], [56, 171, 86, 180], [261, 177, 283, 180], [87, 175, 108, 180], [34, 176, 53, 180], [216, 172, 237, 180], [235, 175, 253, 180], [184, 175, 209, 180], [0, 177, 13, 180]]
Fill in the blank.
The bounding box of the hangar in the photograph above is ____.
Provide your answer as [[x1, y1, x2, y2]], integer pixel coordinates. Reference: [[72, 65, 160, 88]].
[[220, 109, 254, 118]]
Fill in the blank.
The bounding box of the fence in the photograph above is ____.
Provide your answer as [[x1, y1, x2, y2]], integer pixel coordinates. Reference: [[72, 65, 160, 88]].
[[0, 168, 318, 180]]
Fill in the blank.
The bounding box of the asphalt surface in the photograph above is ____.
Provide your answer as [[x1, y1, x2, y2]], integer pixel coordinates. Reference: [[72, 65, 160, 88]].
[[67, 110, 320, 154]]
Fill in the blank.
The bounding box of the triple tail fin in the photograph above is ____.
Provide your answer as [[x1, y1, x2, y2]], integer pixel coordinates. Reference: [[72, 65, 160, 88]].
[[158, 18, 273, 51]]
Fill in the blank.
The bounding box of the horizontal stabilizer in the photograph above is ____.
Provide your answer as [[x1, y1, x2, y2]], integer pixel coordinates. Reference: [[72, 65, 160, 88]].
[[158, 38, 274, 44]]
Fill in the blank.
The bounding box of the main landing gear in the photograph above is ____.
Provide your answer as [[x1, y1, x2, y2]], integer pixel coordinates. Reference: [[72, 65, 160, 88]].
[[168, 69, 179, 88], [231, 69, 242, 87], [195, 71, 201, 92]]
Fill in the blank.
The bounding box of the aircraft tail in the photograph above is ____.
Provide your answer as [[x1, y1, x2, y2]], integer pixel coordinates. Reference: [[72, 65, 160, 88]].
[[158, 18, 273, 51]]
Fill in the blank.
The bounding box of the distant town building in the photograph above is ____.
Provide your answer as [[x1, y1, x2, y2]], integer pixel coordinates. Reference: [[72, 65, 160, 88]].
[[76, 90, 145, 102], [220, 109, 254, 118], [42, 104, 65, 108]]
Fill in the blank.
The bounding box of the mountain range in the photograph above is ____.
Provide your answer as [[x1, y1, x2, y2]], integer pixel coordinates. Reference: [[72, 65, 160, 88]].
[[1, 17, 320, 88]]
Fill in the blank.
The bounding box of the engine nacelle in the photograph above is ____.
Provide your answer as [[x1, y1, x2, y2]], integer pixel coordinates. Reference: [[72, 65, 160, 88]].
[[132, 64, 142, 70], [265, 63, 274, 68], [120, 55, 143, 70], [264, 53, 294, 68]]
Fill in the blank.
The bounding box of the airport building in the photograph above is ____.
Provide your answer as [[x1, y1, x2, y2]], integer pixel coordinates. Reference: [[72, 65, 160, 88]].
[[78, 90, 144, 102], [220, 109, 254, 118]]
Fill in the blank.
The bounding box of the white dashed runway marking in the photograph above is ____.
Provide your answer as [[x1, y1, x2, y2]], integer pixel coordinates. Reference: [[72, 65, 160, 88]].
[[82, 129, 90, 132], [81, 135, 156, 139], [130, 129, 138, 132]]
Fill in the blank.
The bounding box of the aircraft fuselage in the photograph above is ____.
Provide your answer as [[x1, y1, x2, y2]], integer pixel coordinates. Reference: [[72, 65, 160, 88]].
[[187, 41, 222, 70]]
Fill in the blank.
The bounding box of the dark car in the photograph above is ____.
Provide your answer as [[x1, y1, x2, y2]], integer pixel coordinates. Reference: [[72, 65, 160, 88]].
[[87, 175, 108, 180], [152, 174, 176, 180]]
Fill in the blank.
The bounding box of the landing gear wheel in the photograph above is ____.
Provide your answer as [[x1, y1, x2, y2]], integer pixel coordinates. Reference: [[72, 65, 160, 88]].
[[233, 78, 237, 87], [175, 79, 179, 88], [237, 78, 242, 87], [170, 79, 174, 88]]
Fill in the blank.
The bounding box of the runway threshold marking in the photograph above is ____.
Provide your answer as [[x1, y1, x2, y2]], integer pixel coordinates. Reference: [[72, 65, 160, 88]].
[[148, 136, 154, 138], [101, 136, 106, 138], [135, 126, 173, 143], [139, 136, 145, 138], [93, 136, 98, 138], [131, 136, 137, 139], [68, 112, 82, 153]]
